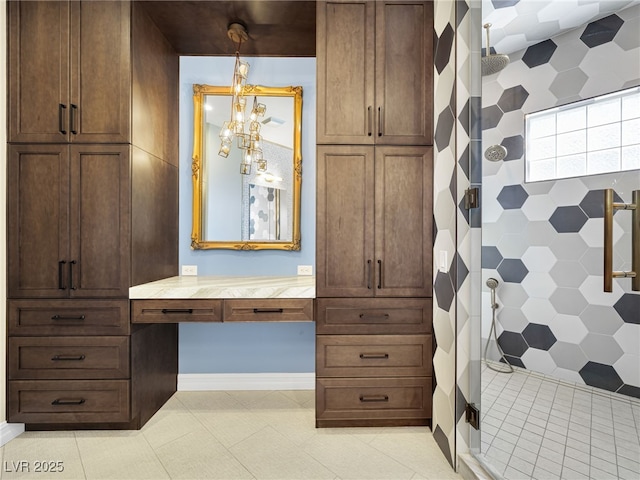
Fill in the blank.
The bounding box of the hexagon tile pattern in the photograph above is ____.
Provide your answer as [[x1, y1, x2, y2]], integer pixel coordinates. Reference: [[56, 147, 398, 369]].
[[522, 39, 558, 68], [497, 184, 529, 210], [549, 206, 588, 233], [579, 361, 624, 392], [614, 294, 640, 324], [580, 14, 624, 48], [522, 323, 557, 350]]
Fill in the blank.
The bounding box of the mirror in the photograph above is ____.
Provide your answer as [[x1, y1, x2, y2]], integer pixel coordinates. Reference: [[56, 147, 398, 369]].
[[191, 84, 302, 250]]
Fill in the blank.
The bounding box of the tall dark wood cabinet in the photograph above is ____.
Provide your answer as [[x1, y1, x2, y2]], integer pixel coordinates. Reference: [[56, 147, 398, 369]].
[[316, 0, 434, 427], [6, 0, 179, 429]]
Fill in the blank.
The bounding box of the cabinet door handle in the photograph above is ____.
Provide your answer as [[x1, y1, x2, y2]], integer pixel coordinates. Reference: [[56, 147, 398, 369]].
[[70, 104, 78, 134], [377, 107, 382, 137], [359, 313, 390, 321], [253, 308, 284, 313], [359, 353, 389, 359], [69, 260, 77, 290], [377, 259, 382, 289], [58, 104, 67, 134], [359, 395, 389, 403], [367, 106, 373, 136], [58, 260, 67, 290], [161, 309, 193, 314], [51, 354, 86, 361], [51, 314, 85, 321], [367, 259, 372, 289], [51, 398, 85, 406]]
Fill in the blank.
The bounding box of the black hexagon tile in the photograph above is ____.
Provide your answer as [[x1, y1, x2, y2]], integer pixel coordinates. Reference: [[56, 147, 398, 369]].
[[482, 246, 503, 269], [580, 14, 624, 48], [549, 206, 588, 233], [497, 184, 529, 210], [522, 39, 558, 68], [435, 107, 455, 152], [435, 23, 455, 74], [434, 270, 455, 312], [579, 189, 624, 218], [579, 361, 624, 392], [501, 135, 524, 161], [522, 323, 557, 350], [497, 258, 529, 283], [613, 294, 640, 324], [481, 105, 504, 130], [498, 331, 529, 357], [497, 85, 530, 113]]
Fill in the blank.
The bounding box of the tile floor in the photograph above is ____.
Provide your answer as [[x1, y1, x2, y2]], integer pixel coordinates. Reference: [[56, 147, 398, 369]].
[[0, 390, 461, 480], [479, 362, 640, 480]]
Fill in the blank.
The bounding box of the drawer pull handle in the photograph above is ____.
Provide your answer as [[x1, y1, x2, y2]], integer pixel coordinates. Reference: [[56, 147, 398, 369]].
[[253, 308, 284, 313], [161, 309, 193, 314], [359, 313, 390, 321], [52, 398, 85, 406], [359, 395, 389, 403], [51, 315, 86, 321], [51, 354, 86, 361], [359, 353, 389, 360]]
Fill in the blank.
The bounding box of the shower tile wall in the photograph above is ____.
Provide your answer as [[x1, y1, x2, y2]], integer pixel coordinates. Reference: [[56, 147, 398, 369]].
[[481, 5, 640, 399]]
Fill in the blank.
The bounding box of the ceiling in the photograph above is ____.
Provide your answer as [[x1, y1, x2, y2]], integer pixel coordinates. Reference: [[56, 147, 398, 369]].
[[139, 1, 639, 58], [483, 0, 640, 55], [138, 1, 316, 56]]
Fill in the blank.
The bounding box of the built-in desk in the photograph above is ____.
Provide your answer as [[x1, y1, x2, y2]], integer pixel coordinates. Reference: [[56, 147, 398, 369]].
[[129, 276, 315, 323]]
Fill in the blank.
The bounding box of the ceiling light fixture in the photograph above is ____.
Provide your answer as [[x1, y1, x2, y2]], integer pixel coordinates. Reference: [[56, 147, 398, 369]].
[[218, 22, 268, 175]]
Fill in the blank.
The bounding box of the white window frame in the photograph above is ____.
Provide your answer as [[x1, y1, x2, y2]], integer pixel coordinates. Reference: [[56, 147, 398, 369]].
[[525, 86, 640, 183]]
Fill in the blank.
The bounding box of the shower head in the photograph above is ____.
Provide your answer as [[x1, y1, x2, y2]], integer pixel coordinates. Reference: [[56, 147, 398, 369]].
[[486, 278, 499, 290], [482, 24, 510, 76], [484, 144, 508, 162]]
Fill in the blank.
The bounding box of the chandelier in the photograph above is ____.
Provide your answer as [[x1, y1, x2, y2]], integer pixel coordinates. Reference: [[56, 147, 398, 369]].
[[218, 22, 268, 175]]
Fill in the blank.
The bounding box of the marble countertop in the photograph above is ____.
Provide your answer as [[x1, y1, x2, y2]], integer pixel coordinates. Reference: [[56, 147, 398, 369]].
[[129, 275, 316, 299]]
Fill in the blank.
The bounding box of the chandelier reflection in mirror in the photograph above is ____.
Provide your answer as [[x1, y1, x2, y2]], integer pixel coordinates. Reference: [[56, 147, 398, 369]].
[[218, 22, 268, 175]]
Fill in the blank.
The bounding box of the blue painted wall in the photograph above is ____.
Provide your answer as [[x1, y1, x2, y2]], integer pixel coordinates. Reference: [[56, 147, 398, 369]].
[[178, 57, 316, 373]]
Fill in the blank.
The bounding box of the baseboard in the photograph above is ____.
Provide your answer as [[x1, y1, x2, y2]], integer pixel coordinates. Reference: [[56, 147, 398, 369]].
[[0, 421, 25, 447], [178, 373, 315, 391]]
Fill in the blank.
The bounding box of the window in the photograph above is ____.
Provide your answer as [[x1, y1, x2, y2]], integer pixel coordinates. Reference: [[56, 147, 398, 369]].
[[525, 86, 640, 182]]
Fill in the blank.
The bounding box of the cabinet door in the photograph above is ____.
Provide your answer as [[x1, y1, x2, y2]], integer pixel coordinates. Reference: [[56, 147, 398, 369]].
[[317, 146, 375, 297], [69, 145, 130, 297], [374, 146, 432, 297], [316, 1, 375, 145], [375, 1, 433, 145], [8, 1, 71, 143], [69, 1, 131, 143], [7, 145, 71, 298]]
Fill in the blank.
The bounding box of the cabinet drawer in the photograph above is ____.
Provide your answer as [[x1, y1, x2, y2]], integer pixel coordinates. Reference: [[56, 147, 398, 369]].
[[131, 299, 223, 323], [8, 337, 129, 380], [315, 298, 431, 334], [223, 299, 313, 322], [317, 335, 431, 377], [8, 380, 130, 424], [8, 300, 130, 336], [316, 377, 431, 427]]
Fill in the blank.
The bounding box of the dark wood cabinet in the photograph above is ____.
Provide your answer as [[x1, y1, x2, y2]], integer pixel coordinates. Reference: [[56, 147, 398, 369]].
[[315, 0, 434, 427], [6, 1, 179, 429], [316, 0, 433, 145], [316, 145, 433, 298], [8, 0, 131, 144], [7, 144, 130, 299]]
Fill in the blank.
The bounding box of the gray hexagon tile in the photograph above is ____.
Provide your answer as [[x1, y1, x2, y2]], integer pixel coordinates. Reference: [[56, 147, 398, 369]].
[[481, 246, 503, 269], [497, 234, 529, 258], [526, 221, 560, 246], [549, 341, 589, 371], [481, 105, 504, 130], [580, 333, 624, 365], [579, 247, 603, 275], [434, 271, 455, 312], [522, 323, 557, 350], [522, 298, 556, 324], [498, 307, 530, 333], [581, 304, 624, 335], [521, 246, 556, 273], [550, 233, 589, 261], [501, 135, 524, 161], [549, 260, 588, 287], [550, 287, 588, 315], [549, 38, 589, 71], [549, 206, 589, 233], [498, 283, 529, 308], [521, 272, 556, 298], [435, 107, 455, 152], [549, 68, 589, 100], [521, 194, 557, 222]]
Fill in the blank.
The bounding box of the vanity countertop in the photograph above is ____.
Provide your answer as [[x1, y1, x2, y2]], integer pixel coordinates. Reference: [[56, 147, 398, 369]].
[[129, 275, 316, 299]]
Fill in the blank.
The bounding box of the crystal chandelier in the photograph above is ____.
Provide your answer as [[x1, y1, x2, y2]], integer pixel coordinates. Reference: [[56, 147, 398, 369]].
[[218, 22, 268, 175]]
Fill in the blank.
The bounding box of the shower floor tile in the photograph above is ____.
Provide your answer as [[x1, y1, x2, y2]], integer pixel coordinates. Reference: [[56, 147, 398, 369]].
[[479, 362, 640, 480]]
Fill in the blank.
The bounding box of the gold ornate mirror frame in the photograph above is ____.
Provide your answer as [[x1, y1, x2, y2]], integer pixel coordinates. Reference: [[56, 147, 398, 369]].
[[191, 84, 302, 250]]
